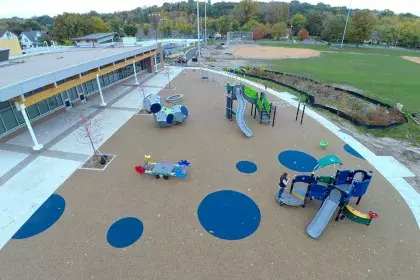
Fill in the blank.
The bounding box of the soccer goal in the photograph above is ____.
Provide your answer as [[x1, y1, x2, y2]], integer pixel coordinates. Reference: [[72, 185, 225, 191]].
[[226, 32, 253, 46]]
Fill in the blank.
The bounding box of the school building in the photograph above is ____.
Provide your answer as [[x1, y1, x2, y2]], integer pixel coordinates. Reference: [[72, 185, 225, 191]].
[[0, 43, 163, 150]]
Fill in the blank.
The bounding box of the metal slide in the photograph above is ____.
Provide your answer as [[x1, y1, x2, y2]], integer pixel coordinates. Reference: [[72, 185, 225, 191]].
[[306, 189, 342, 239], [235, 89, 252, 137]]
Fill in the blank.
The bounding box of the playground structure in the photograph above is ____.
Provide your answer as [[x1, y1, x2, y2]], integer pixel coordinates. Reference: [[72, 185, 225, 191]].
[[134, 155, 191, 180], [226, 84, 277, 137], [277, 155, 378, 239], [143, 94, 189, 128]]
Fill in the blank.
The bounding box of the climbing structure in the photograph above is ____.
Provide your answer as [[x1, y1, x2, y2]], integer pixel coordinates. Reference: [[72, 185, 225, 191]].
[[143, 94, 189, 128], [226, 84, 276, 137]]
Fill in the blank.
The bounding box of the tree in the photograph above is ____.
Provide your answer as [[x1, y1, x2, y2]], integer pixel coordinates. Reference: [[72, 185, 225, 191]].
[[297, 29, 310, 41], [217, 15, 233, 34], [91, 17, 111, 33], [161, 66, 174, 89], [261, 2, 289, 24], [232, 0, 260, 26], [107, 16, 125, 36], [348, 10, 377, 47], [306, 11, 323, 38], [289, 14, 307, 35], [272, 22, 288, 39], [77, 112, 105, 166], [52, 13, 96, 43], [397, 19, 420, 48], [158, 19, 174, 38], [321, 14, 346, 43], [143, 23, 151, 36], [241, 19, 264, 32], [175, 17, 193, 35], [124, 24, 138, 36], [252, 28, 264, 40]]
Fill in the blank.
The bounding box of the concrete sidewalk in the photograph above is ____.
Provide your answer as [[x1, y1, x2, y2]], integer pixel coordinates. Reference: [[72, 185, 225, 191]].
[[0, 67, 183, 249]]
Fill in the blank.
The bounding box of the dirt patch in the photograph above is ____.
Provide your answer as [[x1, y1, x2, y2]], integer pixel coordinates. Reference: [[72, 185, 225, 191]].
[[402, 56, 420, 64], [233, 46, 320, 59]]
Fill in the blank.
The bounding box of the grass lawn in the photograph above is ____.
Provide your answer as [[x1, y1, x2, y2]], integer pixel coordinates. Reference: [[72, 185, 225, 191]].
[[258, 52, 420, 145], [259, 41, 420, 57]]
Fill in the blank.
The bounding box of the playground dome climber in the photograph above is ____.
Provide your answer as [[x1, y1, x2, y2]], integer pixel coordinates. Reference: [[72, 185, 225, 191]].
[[143, 94, 163, 113], [171, 105, 189, 123], [143, 93, 189, 128], [154, 107, 174, 127]]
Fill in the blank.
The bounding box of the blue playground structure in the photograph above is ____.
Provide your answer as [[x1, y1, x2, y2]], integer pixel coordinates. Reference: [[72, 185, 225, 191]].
[[143, 94, 189, 128], [277, 155, 377, 239], [134, 156, 191, 180]]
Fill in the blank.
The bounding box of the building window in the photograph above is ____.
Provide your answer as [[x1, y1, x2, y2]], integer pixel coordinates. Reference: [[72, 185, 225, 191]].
[[27, 104, 40, 119], [156, 53, 161, 64], [37, 100, 49, 115], [0, 118, 6, 134], [85, 81, 94, 94], [68, 88, 78, 101], [47, 96, 58, 110], [109, 72, 115, 84], [1, 107, 18, 130]]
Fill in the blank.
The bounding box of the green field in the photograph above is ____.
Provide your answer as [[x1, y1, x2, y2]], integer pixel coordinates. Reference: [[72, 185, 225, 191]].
[[258, 52, 420, 145], [259, 41, 420, 57]]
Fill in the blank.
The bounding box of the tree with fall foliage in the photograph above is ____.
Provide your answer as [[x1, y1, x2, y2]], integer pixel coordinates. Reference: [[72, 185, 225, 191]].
[[297, 29, 310, 41]]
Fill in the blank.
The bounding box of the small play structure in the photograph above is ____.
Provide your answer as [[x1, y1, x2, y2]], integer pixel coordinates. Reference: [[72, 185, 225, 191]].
[[277, 154, 378, 239], [143, 94, 189, 128], [134, 155, 191, 179], [226, 84, 277, 137], [166, 94, 184, 103]]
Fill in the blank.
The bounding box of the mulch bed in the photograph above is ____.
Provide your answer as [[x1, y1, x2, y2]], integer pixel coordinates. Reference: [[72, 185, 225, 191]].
[[81, 154, 115, 170]]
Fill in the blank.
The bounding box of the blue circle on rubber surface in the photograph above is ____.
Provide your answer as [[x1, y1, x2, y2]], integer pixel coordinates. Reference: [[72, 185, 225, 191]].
[[107, 217, 143, 248], [12, 194, 65, 239], [278, 150, 318, 172], [197, 190, 261, 240], [236, 161, 258, 174], [181, 106, 188, 116], [344, 144, 365, 159]]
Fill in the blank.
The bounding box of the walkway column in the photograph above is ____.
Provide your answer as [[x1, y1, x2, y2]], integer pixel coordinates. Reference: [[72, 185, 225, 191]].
[[133, 62, 139, 85], [96, 74, 107, 106], [19, 103, 43, 151], [154, 54, 158, 72]]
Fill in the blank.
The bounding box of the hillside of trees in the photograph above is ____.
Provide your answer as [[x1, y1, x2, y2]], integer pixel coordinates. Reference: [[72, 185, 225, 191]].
[[1, 0, 419, 48]]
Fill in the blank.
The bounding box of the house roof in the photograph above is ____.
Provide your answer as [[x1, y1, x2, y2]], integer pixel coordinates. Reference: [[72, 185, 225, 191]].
[[21, 31, 45, 44], [74, 32, 116, 41], [0, 30, 17, 38]]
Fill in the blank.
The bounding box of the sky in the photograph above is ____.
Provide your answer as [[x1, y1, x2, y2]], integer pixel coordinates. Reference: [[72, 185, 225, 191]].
[[1, 0, 419, 18]]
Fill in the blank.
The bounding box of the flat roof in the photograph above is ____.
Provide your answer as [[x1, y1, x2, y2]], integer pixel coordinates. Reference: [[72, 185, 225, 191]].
[[74, 32, 116, 41], [0, 44, 157, 101]]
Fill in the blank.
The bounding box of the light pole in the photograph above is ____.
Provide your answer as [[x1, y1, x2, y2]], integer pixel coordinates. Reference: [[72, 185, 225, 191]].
[[340, 0, 352, 48], [196, 0, 200, 60], [149, 12, 160, 42], [204, 0, 207, 47]]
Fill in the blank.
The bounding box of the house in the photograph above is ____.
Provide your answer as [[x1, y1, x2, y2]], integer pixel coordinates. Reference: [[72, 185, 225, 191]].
[[20, 31, 46, 49], [0, 30, 18, 40], [73, 33, 116, 48]]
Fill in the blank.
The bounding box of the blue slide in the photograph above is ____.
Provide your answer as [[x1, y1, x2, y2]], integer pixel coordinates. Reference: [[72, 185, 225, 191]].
[[306, 189, 341, 239], [235, 89, 252, 137]]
